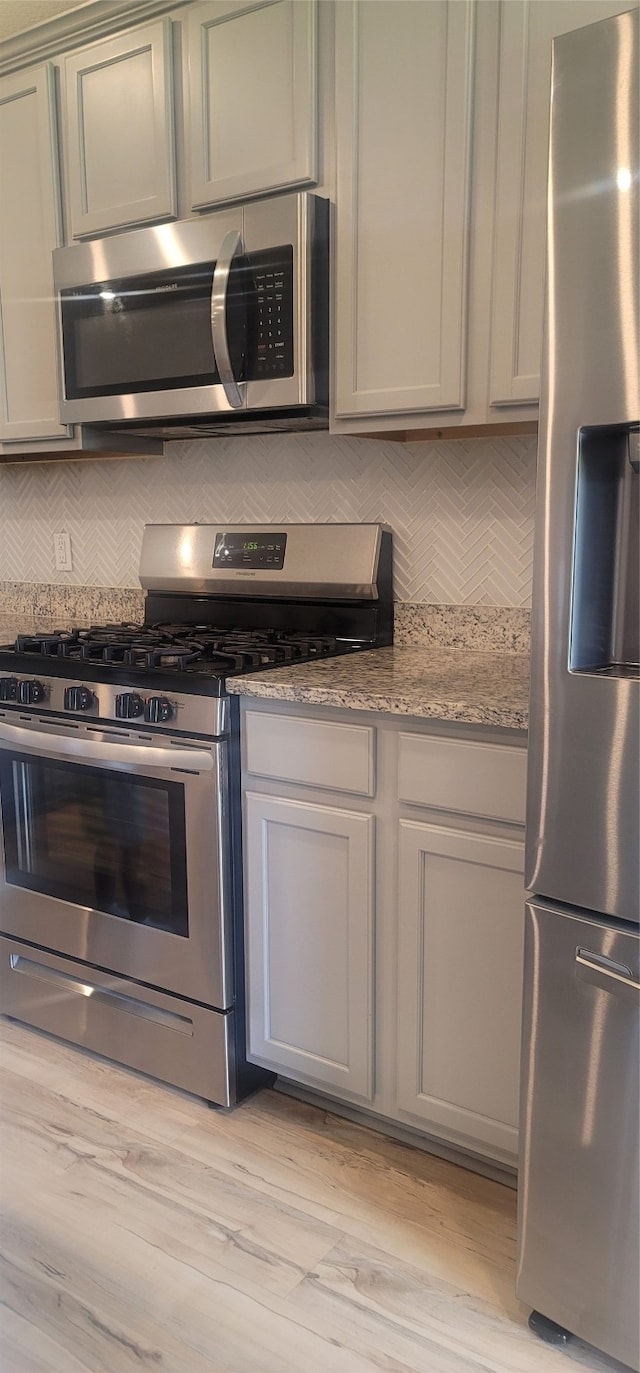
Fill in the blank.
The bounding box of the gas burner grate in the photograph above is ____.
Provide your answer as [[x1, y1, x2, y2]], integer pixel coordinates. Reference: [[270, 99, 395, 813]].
[[8, 621, 344, 679], [15, 630, 80, 655]]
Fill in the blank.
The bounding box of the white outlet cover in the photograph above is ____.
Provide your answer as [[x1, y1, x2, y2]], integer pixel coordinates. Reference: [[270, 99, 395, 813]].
[[54, 532, 73, 571]]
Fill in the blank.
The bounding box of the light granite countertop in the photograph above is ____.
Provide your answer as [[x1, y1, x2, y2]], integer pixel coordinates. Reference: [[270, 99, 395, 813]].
[[0, 615, 530, 731], [227, 645, 530, 731]]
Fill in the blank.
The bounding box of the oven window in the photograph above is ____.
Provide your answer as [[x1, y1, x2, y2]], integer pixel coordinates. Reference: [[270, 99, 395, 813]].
[[0, 753, 188, 937]]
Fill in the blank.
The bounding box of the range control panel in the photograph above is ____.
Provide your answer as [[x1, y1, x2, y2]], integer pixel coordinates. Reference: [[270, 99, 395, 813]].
[[213, 531, 287, 570], [0, 672, 227, 738]]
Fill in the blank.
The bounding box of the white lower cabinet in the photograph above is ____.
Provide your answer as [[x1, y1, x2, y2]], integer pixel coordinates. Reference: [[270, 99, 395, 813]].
[[396, 820, 525, 1159], [244, 792, 375, 1099], [241, 700, 526, 1166]]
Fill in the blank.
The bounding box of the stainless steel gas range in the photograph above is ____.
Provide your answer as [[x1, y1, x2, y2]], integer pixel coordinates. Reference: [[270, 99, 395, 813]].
[[0, 524, 393, 1105]]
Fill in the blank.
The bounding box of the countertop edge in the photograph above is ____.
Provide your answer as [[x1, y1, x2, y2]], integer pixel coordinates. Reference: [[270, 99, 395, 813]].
[[227, 678, 528, 731]]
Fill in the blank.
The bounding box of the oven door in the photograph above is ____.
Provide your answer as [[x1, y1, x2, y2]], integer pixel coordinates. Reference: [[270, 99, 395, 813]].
[[0, 718, 233, 1009]]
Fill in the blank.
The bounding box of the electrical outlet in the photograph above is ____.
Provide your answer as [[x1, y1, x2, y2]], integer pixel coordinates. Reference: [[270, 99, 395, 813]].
[[53, 532, 73, 571]]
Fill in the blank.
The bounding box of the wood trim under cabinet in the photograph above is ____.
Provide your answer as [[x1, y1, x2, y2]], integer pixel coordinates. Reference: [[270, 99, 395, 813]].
[[0, 430, 163, 463], [331, 421, 539, 443]]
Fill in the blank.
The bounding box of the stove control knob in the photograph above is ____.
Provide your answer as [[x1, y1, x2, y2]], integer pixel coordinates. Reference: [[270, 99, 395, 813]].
[[144, 695, 173, 724], [18, 679, 46, 706], [0, 677, 18, 702], [115, 692, 144, 720], [64, 685, 94, 712]]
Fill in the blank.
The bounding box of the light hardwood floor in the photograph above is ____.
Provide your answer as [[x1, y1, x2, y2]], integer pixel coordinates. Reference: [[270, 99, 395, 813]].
[[0, 1019, 629, 1373]]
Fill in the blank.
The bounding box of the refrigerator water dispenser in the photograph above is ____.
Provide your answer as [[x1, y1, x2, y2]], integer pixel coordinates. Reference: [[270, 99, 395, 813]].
[[570, 423, 639, 675]]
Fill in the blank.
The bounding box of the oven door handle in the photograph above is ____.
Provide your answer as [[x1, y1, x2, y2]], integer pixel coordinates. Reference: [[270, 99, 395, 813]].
[[211, 228, 245, 410], [0, 720, 214, 772]]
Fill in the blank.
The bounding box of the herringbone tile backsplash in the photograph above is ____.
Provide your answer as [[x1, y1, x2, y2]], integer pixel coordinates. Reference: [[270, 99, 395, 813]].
[[0, 432, 537, 605]]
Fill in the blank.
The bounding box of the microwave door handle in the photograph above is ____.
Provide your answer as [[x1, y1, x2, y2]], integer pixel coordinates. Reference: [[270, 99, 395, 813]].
[[211, 229, 245, 410]]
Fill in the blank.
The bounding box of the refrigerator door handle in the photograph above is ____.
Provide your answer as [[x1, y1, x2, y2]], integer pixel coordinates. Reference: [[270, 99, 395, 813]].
[[576, 947, 640, 999]]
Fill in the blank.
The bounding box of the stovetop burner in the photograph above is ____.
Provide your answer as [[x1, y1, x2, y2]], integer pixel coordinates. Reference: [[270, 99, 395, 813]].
[[9, 622, 343, 677]]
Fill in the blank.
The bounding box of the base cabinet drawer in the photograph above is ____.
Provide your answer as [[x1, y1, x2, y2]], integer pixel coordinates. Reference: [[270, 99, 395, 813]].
[[398, 732, 527, 824], [396, 820, 525, 1159], [244, 792, 375, 1099], [244, 709, 375, 795]]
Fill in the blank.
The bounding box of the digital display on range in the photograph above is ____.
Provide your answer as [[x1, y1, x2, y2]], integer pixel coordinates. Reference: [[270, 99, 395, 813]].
[[213, 532, 287, 570]]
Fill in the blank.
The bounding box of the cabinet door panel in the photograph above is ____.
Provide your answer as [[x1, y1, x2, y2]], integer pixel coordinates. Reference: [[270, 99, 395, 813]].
[[187, 0, 317, 209], [397, 820, 525, 1160], [334, 0, 474, 418], [63, 19, 176, 237], [0, 65, 68, 443], [490, 0, 637, 406], [245, 792, 374, 1098]]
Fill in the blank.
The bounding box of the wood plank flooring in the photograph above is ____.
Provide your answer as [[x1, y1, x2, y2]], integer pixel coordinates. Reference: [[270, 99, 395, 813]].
[[0, 1019, 629, 1373]]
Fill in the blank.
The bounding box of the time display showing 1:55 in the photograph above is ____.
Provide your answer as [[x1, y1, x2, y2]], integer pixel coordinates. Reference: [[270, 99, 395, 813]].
[[212, 532, 287, 570]]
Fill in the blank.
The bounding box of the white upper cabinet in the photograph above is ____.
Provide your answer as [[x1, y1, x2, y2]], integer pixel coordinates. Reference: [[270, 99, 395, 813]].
[[62, 18, 176, 238], [186, 0, 317, 210], [0, 64, 68, 443], [333, 0, 474, 421], [489, 0, 638, 407]]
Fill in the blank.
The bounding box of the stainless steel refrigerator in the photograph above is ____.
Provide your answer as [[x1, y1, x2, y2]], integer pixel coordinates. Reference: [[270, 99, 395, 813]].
[[517, 8, 640, 1370]]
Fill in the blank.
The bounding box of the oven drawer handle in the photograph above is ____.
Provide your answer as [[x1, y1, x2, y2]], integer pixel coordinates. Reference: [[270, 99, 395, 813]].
[[0, 720, 214, 772], [9, 954, 195, 1033]]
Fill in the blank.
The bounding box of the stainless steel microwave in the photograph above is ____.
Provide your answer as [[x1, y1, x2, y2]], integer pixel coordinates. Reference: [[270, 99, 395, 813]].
[[52, 193, 328, 437]]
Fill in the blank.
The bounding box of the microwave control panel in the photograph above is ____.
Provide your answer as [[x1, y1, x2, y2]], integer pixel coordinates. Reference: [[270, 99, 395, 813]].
[[250, 247, 294, 379]]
